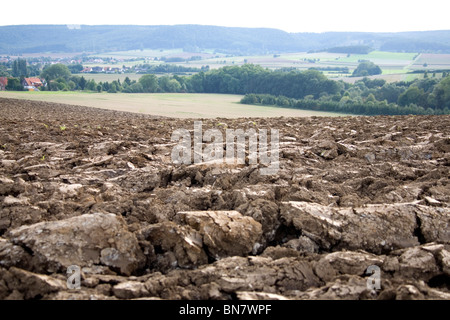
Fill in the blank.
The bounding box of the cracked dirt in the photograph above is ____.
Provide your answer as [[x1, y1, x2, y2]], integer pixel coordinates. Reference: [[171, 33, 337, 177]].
[[0, 97, 449, 300]]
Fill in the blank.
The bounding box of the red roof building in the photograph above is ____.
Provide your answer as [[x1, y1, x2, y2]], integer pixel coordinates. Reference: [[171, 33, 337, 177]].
[[22, 77, 44, 88], [0, 77, 7, 90]]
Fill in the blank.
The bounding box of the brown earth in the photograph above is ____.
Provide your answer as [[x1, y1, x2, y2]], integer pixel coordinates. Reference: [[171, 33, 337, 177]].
[[0, 97, 449, 300]]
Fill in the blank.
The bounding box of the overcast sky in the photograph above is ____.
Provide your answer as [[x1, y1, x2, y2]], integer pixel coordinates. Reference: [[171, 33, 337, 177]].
[[1, 0, 449, 33]]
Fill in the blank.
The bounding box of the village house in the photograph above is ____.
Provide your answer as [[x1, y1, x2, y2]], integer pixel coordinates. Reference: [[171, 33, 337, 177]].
[[22, 77, 44, 91], [81, 66, 123, 73], [92, 66, 103, 73], [0, 77, 7, 90], [104, 67, 121, 73]]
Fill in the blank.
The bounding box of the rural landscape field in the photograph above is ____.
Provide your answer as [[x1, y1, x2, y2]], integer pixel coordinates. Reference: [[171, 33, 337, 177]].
[[0, 21, 450, 306], [0, 91, 346, 118], [1, 97, 449, 302]]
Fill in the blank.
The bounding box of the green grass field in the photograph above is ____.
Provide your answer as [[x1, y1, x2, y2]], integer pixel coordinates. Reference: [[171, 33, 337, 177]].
[[336, 51, 417, 63], [0, 91, 348, 118]]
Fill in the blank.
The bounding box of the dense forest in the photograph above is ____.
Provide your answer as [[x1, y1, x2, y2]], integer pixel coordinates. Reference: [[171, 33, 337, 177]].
[[2, 25, 450, 55]]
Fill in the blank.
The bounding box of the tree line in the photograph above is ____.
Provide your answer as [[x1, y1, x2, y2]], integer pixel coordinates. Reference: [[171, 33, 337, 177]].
[[240, 75, 450, 115], [184, 64, 342, 98], [4, 63, 343, 98], [240, 93, 449, 115]]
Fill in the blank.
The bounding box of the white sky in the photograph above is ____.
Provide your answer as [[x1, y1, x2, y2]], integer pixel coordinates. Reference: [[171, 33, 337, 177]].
[[1, 0, 449, 33]]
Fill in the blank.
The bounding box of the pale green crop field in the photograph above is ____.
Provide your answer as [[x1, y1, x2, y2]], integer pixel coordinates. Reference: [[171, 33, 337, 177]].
[[0, 91, 348, 118], [337, 51, 417, 63], [411, 53, 450, 70], [93, 49, 185, 59]]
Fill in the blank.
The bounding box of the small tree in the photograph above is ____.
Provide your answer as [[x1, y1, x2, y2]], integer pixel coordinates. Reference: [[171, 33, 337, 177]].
[[433, 75, 450, 109], [166, 79, 182, 92], [19, 59, 28, 77], [12, 59, 28, 77], [102, 82, 110, 92], [67, 64, 84, 73], [12, 60, 18, 77], [139, 74, 158, 93], [41, 64, 71, 81], [68, 80, 76, 90], [398, 86, 426, 106], [352, 61, 382, 77], [85, 79, 97, 91], [108, 82, 117, 93], [5, 78, 23, 91], [366, 93, 376, 102], [79, 76, 87, 90]]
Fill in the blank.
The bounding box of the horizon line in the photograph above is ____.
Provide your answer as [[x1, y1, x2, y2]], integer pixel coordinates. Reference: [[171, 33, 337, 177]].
[[0, 23, 449, 34]]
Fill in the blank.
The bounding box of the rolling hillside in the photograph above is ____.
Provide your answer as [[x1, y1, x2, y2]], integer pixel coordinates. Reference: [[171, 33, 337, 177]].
[[1, 25, 450, 55]]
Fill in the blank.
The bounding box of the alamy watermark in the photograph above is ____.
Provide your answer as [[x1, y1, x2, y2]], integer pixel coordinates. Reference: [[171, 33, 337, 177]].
[[366, 265, 381, 290], [66, 265, 81, 290], [171, 121, 279, 175]]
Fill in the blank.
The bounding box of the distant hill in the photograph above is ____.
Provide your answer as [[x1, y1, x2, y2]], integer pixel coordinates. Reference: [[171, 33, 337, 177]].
[[1, 25, 450, 55]]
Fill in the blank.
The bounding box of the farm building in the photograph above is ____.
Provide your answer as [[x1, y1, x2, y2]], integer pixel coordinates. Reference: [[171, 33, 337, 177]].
[[81, 67, 93, 73], [0, 77, 7, 90], [104, 67, 121, 73], [22, 77, 44, 91], [81, 66, 123, 73], [92, 67, 104, 73]]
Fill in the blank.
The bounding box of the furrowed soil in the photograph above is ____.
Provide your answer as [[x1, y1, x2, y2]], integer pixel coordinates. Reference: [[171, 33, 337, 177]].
[[0, 97, 449, 300]]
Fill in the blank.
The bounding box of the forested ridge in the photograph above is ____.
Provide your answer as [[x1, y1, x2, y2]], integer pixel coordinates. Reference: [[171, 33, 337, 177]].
[[2, 25, 450, 54]]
